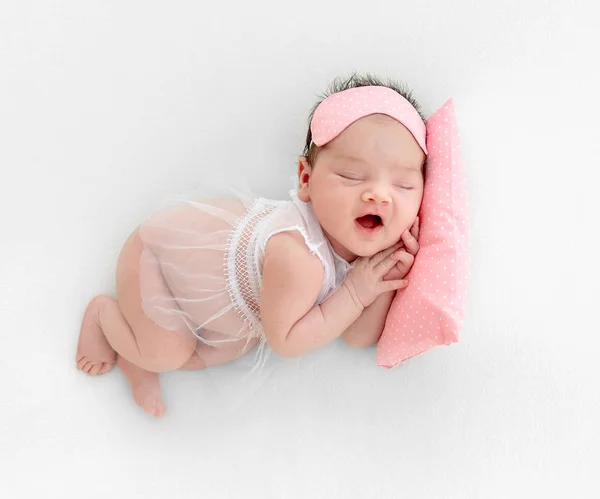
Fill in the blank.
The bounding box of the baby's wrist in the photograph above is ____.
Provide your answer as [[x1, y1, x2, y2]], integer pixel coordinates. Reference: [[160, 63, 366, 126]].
[[342, 280, 365, 313]]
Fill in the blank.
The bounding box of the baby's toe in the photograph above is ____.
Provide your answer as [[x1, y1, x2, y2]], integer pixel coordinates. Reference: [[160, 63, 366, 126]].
[[98, 362, 115, 375], [88, 363, 102, 375]]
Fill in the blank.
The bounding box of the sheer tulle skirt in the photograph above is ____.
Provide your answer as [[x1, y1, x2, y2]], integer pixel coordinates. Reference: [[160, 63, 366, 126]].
[[137, 184, 272, 370]]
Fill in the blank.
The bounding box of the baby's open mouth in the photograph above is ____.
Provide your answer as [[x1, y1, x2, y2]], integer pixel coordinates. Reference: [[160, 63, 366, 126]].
[[355, 214, 383, 229]]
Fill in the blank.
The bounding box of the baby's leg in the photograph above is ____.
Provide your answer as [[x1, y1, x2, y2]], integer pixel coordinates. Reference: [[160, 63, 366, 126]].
[[112, 230, 197, 372], [77, 294, 167, 417], [78, 230, 197, 372], [76, 230, 197, 417]]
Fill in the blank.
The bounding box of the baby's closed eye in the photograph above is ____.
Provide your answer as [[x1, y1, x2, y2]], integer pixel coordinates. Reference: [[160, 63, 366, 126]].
[[338, 172, 364, 181]]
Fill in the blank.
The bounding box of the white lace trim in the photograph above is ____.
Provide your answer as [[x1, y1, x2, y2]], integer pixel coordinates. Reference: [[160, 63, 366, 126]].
[[223, 198, 271, 338]]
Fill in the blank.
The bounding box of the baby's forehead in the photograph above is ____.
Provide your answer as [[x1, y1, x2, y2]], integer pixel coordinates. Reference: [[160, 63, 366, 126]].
[[328, 116, 424, 163], [363, 113, 400, 125], [326, 149, 423, 173]]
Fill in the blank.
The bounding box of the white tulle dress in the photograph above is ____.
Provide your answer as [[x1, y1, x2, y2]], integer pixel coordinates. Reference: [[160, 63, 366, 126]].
[[137, 185, 354, 368]]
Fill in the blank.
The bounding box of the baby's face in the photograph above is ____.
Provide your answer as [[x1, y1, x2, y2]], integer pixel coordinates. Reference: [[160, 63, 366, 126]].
[[299, 114, 425, 261]]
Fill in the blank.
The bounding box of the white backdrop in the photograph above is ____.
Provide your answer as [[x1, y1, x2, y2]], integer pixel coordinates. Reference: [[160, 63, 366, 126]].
[[1, 1, 599, 498]]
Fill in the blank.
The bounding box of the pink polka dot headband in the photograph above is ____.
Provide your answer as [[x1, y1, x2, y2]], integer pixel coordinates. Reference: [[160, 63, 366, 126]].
[[310, 86, 428, 154]]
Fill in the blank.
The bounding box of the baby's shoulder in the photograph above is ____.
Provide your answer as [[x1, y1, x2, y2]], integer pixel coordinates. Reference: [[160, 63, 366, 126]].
[[263, 231, 324, 284]]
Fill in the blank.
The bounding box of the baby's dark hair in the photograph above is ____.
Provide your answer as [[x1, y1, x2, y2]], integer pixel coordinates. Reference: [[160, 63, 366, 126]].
[[302, 72, 426, 167]]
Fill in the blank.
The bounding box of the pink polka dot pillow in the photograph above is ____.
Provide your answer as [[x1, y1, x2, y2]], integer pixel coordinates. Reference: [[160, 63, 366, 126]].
[[376, 98, 470, 368]]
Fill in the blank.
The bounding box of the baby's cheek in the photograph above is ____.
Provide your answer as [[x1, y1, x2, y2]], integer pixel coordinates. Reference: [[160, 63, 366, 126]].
[[386, 218, 406, 241], [315, 204, 343, 236]]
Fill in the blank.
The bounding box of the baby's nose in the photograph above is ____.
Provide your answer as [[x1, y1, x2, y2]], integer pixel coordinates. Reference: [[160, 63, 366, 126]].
[[361, 185, 392, 205]]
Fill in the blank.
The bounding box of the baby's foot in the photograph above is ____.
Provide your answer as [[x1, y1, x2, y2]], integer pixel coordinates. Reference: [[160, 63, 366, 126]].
[[76, 295, 117, 375], [117, 356, 166, 418]]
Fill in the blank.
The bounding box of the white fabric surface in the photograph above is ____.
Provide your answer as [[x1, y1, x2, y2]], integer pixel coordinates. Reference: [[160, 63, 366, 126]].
[[1, 1, 599, 497]]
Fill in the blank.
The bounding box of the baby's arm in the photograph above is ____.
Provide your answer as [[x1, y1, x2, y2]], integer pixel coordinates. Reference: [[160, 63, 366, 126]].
[[260, 231, 364, 358], [340, 291, 395, 348]]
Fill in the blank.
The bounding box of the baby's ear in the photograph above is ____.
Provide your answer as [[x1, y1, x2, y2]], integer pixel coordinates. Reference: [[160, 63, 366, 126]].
[[297, 156, 312, 201]]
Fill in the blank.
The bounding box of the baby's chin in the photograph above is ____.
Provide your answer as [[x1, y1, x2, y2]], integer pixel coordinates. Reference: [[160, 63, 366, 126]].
[[340, 238, 392, 260]]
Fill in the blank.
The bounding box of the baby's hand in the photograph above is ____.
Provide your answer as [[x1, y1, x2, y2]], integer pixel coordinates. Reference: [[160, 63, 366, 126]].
[[344, 243, 409, 309], [384, 217, 420, 281]]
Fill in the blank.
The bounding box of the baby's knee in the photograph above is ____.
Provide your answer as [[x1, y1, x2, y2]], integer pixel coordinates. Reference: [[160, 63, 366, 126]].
[[137, 334, 197, 372], [135, 349, 195, 373]]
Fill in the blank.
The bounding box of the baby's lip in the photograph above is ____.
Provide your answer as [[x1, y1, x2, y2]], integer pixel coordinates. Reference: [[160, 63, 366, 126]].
[[355, 210, 386, 225]]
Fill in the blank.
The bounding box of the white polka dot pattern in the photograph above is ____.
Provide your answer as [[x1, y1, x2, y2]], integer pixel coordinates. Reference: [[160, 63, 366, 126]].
[[376, 98, 470, 369], [310, 86, 428, 154]]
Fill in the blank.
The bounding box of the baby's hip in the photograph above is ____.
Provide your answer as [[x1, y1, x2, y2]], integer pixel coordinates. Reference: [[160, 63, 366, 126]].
[[129, 230, 252, 339]]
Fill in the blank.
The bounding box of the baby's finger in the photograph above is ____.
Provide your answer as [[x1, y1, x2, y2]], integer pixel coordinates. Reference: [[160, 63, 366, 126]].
[[374, 251, 403, 277], [395, 250, 415, 268], [411, 216, 420, 240], [371, 242, 402, 267], [377, 279, 409, 295], [401, 229, 420, 256]]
